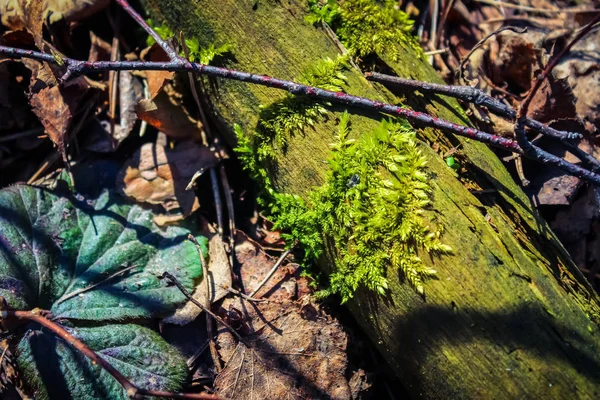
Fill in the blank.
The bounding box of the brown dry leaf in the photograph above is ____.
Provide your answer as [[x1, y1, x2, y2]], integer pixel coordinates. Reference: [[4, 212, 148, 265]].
[[29, 85, 71, 149], [214, 299, 352, 399], [117, 140, 222, 220], [554, 31, 600, 128], [141, 44, 175, 99], [527, 75, 577, 123], [163, 231, 232, 325], [234, 231, 306, 301], [1, 0, 109, 32], [19, 0, 45, 50], [489, 34, 540, 94], [136, 91, 204, 140]]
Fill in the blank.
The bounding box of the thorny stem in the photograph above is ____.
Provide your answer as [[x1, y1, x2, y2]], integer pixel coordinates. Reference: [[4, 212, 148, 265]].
[[0, 304, 225, 400], [0, 0, 599, 185], [514, 14, 600, 175]]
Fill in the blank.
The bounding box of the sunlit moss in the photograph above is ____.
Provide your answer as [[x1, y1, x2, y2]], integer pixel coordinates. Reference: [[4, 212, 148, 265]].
[[270, 113, 451, 302]]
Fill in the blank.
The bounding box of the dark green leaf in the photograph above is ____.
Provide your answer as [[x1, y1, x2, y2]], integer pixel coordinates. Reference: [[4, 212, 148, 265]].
[[17, 324, 187, 400]]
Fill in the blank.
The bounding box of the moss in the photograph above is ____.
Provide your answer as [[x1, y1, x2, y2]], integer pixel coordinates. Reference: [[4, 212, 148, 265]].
[[145, 19, 233, 64], [270, 113, 451, 302], [306, 0, 424, 61], [234, 54, 351, 198]]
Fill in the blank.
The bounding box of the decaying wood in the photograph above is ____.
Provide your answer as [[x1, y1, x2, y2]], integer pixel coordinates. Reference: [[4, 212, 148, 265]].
[[142, 0, 600, 398]]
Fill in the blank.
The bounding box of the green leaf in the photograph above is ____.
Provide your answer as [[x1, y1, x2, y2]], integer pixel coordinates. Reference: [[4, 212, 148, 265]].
[[0, 184, 206, 398], [17, 324, 187, 400], [445, 156, 460, 170], [0, 184, 205, 320]]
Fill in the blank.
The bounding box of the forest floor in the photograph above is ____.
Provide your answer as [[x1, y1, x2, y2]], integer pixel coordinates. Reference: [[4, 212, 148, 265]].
[[0, 0, 599, 399]]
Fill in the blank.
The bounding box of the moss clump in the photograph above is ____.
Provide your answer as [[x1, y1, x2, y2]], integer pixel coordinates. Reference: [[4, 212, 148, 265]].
[[235, 54, 350, 197], [270, 113, 451, 302], [306, 0, 422, 62]]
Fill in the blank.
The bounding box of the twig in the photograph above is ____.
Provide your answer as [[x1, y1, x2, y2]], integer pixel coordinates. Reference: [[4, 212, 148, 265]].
[[365, 71, 600, 171], [161, 271, 247, 345], [0, 128, 44, 143], [249, 248, 294, 298], [114, 0, 178, 61], [179, 32, 226, 243], [221, 284, 268, 303], [457, 26, 527, 84], [423, 48, 449, 56], [0, 305, 225, 400], [365, 71, 580, 141], [514, 15, 600, 174], [1, 1, 600, 185], [187, 234, 221, 373], [219, 165, 237, 268], [473, 0, 599, 14], [54, 263, 140, 306]]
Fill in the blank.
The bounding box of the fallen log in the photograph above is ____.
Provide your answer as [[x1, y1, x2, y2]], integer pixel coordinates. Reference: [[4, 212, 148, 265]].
[[142, 1, 600, 398]]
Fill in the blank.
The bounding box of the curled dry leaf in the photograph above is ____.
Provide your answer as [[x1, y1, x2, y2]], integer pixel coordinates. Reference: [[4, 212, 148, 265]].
[[27, 67, 100, 150], [136, 90, 204, 140], [117, 140, 224, 223]]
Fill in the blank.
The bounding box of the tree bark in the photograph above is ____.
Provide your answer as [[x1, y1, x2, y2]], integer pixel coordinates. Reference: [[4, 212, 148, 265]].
[[142, 1, 600, 398]]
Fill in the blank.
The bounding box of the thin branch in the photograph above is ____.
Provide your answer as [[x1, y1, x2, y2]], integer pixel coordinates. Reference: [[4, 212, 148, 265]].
[[0, 306, 225, 400], [161, 271, 247, 345], [514, 14, 600, 173], [473, 0, 599, 14], [1, 2, 599, 185], [114, 0, 179, 61], [365, 71, 600, 171], [219, 165, 237, 269], [457, 26, 527, 84], [365, 71, 580, 141], [249, 248, 294, 298]]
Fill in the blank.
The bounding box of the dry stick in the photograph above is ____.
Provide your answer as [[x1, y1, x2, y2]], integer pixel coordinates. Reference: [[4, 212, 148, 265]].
[[249, 248, 294, 298], [54, 263, 140, 306], [2, 4, 600, 185], [187, 234, 221, 373], [219, 165, 237, 268], [473, 0, 599, 14], [365, 72, 600, 170], [0, 308, 225, 400], [514, 14, 600, 172], [2, 47, 599, 186], [179, 33, 227, 243], [161, 271, 247, 345], [0, 128, 44, 143]]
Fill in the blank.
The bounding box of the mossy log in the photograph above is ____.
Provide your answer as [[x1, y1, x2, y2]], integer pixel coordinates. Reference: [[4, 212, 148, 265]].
[[142, 1, 600, 398]]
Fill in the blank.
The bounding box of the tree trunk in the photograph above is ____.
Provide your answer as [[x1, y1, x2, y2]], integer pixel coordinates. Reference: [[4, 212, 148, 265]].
[[142, 1, 600, 398]]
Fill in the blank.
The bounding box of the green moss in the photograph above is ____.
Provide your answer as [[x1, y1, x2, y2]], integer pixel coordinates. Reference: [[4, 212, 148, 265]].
[[145, 19, 233, 64], [234, 54, 351, 198], [306, 0, 423, 61], [271, 113, 451, 302]]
